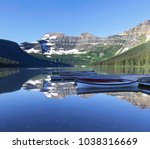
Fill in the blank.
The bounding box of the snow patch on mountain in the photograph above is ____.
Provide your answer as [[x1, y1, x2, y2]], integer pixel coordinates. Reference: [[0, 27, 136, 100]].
[[146, 34, 150, 42], [25, 48, 41, 54], [116, 47, 129, 55], [44, 49, 86, 56]]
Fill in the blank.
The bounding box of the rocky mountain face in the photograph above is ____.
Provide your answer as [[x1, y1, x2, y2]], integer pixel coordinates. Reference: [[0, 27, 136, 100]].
[[20, 20, 150, 57], [116, 20, 150, 54], [21, 32, 124, 56]]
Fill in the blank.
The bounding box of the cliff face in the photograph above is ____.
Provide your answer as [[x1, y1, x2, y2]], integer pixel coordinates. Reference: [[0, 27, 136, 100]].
[[21, 20, 150, 57], [21, 32, 124, 55], [116, 20, 150, 54]]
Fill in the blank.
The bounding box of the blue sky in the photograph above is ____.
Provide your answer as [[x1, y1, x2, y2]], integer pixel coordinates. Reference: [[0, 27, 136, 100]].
[[0, 0, 150, 43]]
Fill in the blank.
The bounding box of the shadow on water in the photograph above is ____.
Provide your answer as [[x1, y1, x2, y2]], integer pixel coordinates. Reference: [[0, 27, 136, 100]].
[[0, 68, 44, 94]]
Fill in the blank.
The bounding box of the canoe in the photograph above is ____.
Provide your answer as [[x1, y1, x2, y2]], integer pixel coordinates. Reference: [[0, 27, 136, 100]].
[[138, 77, 150, 87], [77, 86, 139, 95], [75, 78, 138, 88], [51, 71, 97, 81], [59, 71, 96, 76], [51, 70, 95, 75], [51, 75, 75, 81], [139, 88, 150, 95], [138, 82, 150, 95]]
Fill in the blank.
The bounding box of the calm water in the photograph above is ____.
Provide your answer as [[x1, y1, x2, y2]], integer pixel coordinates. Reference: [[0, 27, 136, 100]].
[[0, 67, 150, 132]]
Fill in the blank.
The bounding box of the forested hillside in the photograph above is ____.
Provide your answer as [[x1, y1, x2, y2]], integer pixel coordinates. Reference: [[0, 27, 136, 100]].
[[0, 39, 70, 67], [95, 41, 150, 66], [38, 45, 121, 66]]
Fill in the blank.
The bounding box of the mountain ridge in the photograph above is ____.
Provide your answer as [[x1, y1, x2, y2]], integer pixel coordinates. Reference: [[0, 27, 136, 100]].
[[20, 32, 124, 56], [21, 20, 150, 58], [1, 20, 149, 67], [116, 20, 150, 54]]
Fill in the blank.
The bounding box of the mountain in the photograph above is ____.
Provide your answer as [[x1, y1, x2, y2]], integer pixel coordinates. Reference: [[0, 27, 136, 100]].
[[0, 39, 70, 67], [20, 32, 124, 56], [95, 41, 150, 66], [116, 20, 150, 54], [21, 20, 150, 56], [20, 20, 150, 66], [20, 33, 123, 65]]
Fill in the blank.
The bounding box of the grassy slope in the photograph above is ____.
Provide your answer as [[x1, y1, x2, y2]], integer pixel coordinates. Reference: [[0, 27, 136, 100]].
[[95, 41, 150, 67]]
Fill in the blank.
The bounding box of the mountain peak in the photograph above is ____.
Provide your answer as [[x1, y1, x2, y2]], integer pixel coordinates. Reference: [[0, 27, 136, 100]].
[[143, 20, 150, 25], [80, 32, 96, 39], [42, 33, 65, 40], [116, 20, 150, 55]]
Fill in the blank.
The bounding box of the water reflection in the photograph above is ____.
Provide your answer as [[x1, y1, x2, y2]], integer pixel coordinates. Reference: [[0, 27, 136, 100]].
[[93, 66, 150, 74], [0, 68, 42, 94], [0, 68, 150, 109], [107, 92, 150, 109], [0, 68, 19, 77], [22, 77, 150, 109], [23, 78, 77, 99]]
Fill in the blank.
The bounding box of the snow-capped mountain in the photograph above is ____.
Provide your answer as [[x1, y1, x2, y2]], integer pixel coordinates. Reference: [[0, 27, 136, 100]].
[[20, 32, 124, 56], [20, 20, 150, 56]]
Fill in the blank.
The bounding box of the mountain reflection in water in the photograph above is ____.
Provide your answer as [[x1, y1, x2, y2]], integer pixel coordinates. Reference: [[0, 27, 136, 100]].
[[0, 68, 150, 109], [23, 79, 77, 99]]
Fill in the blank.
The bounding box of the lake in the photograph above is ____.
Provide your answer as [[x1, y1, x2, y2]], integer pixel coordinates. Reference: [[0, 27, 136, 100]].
[[0, 67, 150, 132]]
